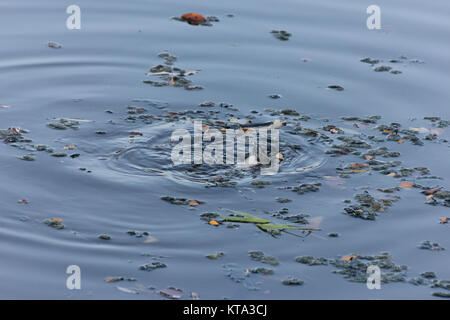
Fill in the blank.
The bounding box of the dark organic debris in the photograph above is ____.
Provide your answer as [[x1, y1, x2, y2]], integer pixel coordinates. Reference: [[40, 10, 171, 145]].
[[270, 30, 291, 41], [139, 262, 167, 271]]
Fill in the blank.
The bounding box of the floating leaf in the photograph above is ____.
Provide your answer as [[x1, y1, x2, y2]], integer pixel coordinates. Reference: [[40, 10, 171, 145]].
[[160, 287, 183, 299], [341, 254, 359, 262], [180, 13, 207, 25], [188, 200, 200, 207], [440, 217, 448, 224], [220, 210, 271, 224], [256, 223, 299, 236], [399, 181, 413, 189], [208, 220, 220, 226]]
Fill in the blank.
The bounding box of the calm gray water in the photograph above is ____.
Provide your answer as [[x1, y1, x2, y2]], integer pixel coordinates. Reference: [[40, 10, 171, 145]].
[[0, 0, 449, 299]]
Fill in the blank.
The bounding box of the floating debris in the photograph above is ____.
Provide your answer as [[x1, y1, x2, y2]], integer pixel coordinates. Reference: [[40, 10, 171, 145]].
[[48, 41, 62, 49], [270, 30, 291, 41], [282, 277, 304, 286], [161, 196, 205, 206], [45, 218, 65, 229], [250, 267, 274, 275], [139, 262, 167, 271], [343, 191, 398, 220], [418, 240, 445, 251], [98, 234, 111, 240], [295, 256, 328, 266], [328, 85, 344, 91], [144, 52, 202, 90], [160, 287, 184, 299], [248, 250, 279, 266], [330, 252, 407, 283], [206, 252, 224, 260]]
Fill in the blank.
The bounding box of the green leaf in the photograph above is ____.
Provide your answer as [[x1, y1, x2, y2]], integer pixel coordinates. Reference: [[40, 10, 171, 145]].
[[219, 210, 271, 224], [256, 223, 299, 235]]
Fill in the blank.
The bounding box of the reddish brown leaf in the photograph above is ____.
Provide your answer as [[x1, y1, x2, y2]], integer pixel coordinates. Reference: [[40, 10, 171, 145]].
[[181, 13, 207, 25]]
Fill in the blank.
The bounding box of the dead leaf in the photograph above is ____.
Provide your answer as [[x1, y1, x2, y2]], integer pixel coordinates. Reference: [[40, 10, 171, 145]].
[[169, 76, 175, 86], [105, 277, 123, 283], [8, 127, 21, 135], [209, 220, 219, 226], [423, 188, 441, 196], [18, 199, 28, 204], [387, 172, 396, 177], [426, 195, 434, 200], [399, 182, 413, 189], [440, 217, 448, 224], [397, 139, 404, 144], [63, 144, 76, 150], [160, 287, 183, 299], [188, 200, 200, 207], [50, 218, 64, 223], [364, 155, 374, 160], [341, 254, 359, 262], [348, 163, 369, 170], [181, 13, 207, 26]]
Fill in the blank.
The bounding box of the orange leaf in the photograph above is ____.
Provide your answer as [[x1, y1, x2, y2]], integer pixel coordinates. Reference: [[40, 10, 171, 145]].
[[209, 220, 219, 226], [383, 130, 392, 134], [440, 217, 448, 224], [181, 13, 207, 25], [51, 218, 63, 223], [397, 139, 404, 144], [399, 182, 413, 189], [188, 200, 200, 207], [341, 255, 359, 262], [426, 194, 434, 200]]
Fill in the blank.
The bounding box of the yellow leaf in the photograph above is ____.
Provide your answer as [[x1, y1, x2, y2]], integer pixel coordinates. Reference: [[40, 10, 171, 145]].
[[209, 220, 219, 226]]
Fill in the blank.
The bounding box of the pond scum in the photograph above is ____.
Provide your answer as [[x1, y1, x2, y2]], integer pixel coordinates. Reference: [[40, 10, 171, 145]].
[[1, 18, 449, 298]]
